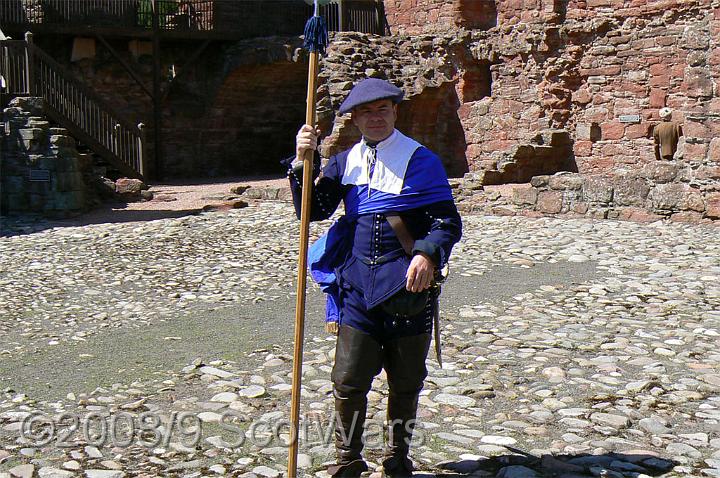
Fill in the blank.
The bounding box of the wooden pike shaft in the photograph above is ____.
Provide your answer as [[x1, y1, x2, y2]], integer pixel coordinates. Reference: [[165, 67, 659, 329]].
[[287, 50, 319, 478]]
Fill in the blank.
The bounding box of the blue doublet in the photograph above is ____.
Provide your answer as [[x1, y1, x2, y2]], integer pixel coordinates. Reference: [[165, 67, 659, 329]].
[[286, 134, 462, 342]]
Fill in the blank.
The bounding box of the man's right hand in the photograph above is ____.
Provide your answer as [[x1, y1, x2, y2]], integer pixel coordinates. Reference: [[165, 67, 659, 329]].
[[296, 124, 321, 162]]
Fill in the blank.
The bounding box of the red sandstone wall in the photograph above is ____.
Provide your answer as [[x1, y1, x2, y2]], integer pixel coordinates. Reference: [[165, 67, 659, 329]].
[[384, 0, 718, 179], [384, 0, 497, 35]]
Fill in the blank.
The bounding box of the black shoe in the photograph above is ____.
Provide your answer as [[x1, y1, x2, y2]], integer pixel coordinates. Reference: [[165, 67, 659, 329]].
[[382, 455, 414, 477], [328, 458, 369, 477]]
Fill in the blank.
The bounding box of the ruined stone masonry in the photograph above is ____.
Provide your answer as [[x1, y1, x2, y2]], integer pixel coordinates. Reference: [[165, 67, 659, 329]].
[[314, 0, 720, 222], [0, 97, 89, 217], [6, 0, 718, 221]]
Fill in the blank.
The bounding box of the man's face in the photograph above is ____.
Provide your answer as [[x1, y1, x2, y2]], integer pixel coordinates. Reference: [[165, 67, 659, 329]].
[[351, 99, 397, 142]]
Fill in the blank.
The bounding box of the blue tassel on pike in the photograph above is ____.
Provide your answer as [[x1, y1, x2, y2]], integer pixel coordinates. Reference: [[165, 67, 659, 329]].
[[303, 12, 328, 54]]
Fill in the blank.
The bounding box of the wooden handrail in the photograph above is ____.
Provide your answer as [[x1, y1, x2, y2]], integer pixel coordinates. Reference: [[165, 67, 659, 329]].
[[0, 37, 145, 179]]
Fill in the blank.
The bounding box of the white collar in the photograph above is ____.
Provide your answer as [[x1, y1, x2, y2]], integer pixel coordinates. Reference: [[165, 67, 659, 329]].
[[341, 129, 421, 195]]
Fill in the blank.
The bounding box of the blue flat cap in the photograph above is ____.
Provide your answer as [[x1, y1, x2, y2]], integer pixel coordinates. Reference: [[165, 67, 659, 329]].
[[338, 78, 404, 115]]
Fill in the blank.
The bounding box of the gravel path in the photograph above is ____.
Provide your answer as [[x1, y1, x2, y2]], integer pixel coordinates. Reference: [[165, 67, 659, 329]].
[[0, 201, 719, 478]]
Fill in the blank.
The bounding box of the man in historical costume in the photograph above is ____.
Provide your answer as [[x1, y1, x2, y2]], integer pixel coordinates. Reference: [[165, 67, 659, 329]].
[[285, 78, 462, 477], [653, 107, 683, 161]]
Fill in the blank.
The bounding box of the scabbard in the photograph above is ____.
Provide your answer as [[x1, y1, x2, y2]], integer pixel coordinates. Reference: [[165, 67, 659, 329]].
[[433, 294, 442, 367]]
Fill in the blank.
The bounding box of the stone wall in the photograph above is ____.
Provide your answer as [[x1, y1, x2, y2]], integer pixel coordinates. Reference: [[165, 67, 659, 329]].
[[370, 0, 719, 221], [454, 167, 720, 224], [1, 98, 89, 216], [43, 36, 307, 178], [172, 40, 307, 177], [384, 0, 497, 35], [21, 0, 718, 222], [379, 0, 719, 177], [316, 31, 482, 177]]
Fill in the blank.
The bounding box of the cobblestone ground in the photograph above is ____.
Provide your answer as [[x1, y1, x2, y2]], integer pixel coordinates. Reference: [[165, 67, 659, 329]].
[[0, 202, 719, 478]]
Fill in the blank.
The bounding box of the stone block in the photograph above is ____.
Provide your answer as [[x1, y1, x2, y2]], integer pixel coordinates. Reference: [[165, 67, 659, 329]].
[[601, 122, 625, 140], [19, 128, 45, 141], [277, 187, 292, 201], [696, 166, 720, 180], [572, 88, 592, 105], [572, 202, 589, 214], [536, 190, 563, 214], [28, 193, 45, 211], [638, 162, 679, 183], [3, 193, 29, 211], [625, 123, 651, 139], [3, 176, 26, 193], [548, 173, 583, 191], [613, 179, 649, 207], [574, 140, 592, 157], [683, 27, 710, 50], [55, 148, 80, 164], [478, 170, 503, 186], [27, 119, 49, 129], [530, 175, 550, 187], [262, 188, 280, 200], [243, 187, 264, 200], [706, 193, 720, 219], [115, 178, 147, 195], [587, 207, 609, 219], [532, 145, 556, 161], [683, 142, 709, 162], [511, 184, 538, 206], [510, 144, 534, 160], [649, 88, 667, 108], [649, 183, 691, 210], [28, 180, 52, 195], [670, 211, 704, 224], [683, 67, 714, 98], [54, 172, 74, 193], [491, 205, 517, 216], [10, 97, 45, 115], [54, 191, 84, 211], [708, 138, 720, 161], [684, 120, 709, 139], [617, 207, 664, 223], [682, 190, 705, 212]]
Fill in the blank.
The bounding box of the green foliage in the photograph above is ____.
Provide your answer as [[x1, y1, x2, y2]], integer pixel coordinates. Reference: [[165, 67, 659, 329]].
[[137, 0, 180, 28]]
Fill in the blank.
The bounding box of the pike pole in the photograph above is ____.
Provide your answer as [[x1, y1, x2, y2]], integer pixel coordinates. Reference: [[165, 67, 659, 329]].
[[288, 1, 327, 475]]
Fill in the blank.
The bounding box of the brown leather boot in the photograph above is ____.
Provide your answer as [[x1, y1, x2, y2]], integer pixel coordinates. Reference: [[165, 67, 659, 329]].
[[328, 325, 384, 477], [382, 332, 431, 477]]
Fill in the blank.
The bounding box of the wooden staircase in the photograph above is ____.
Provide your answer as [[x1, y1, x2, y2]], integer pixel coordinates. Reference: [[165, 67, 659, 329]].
[[0, 33, 146, 179]]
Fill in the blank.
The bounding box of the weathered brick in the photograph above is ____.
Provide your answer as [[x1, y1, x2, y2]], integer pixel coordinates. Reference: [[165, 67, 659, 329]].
[[614, 179, 650, 207], [601, 122, 625, 140], [625, 123, 651, 139], [617, 207, 664, 223], [583, 177, 614, 204], [536, 190, 563, 214], [708, 138, 720, 161], [511, 184, 538, 206], [649, 88, 667, 108], [574, 140, 593, 157], [638, 162, 679, 183], [548, 173, 583, 190], [706, 193, 720, 219], [649, 183, 691, 210]]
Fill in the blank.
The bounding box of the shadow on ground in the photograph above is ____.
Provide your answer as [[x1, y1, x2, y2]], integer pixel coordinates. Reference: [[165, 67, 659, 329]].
[[426, 449, 676, 477], [0, 205, 201, 237]]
